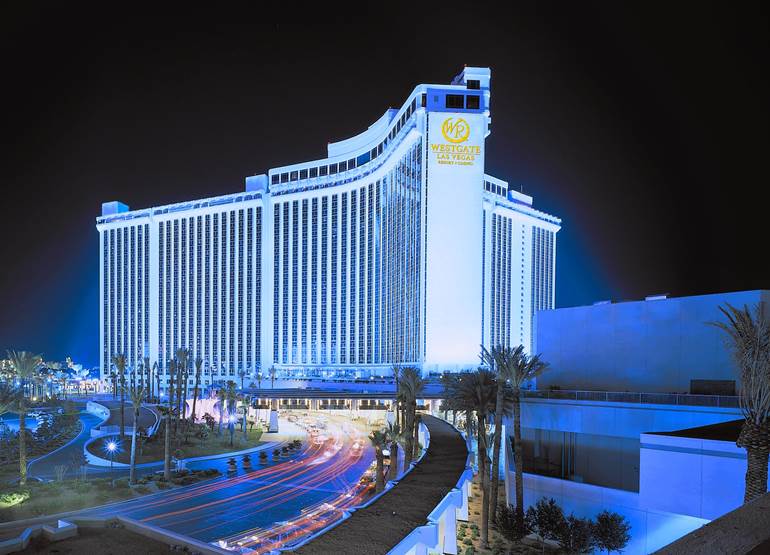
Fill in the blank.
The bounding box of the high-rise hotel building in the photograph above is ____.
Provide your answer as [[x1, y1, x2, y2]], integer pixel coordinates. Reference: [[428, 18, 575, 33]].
[[97, 67, 560, 387]]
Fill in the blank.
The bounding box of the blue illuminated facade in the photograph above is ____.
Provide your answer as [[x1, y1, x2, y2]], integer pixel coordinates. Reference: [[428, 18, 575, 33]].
[[96, 67, 561, 387]]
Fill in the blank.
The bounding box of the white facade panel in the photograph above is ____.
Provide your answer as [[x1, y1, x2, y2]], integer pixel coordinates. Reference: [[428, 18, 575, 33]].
[[97, 67, 560, 385]]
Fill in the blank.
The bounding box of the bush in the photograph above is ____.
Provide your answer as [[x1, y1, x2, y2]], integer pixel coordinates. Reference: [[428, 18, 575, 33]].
[[558, 514, 594, 553], [156, 481, 171, 490], [495, 502, 528, 541], [525, 497, 566, 548], [462, 537, 473, 546], [113, 478, 130, 489], [593, 511, 631, 554], [133, 485, 151, 495], [490, 537, 507, 555], [463, 546, 475, 555], [72, 482, 90, 495]]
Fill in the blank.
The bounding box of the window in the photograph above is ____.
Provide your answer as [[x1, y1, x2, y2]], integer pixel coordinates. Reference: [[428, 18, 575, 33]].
[[271, 175, 279, 185], [446, 94, 464, 109], [348, 158, 355, 169], [290, 171, 298, 181], [329, 163, 338, 174], [309, 167, 318, 178], [319, 165, 328, 177], [280, 173, 289, 184], [467, 79, 480, 90], [466, 95, 480, 109], [300, 169, 308, 179], [338, 160, 347, 172]]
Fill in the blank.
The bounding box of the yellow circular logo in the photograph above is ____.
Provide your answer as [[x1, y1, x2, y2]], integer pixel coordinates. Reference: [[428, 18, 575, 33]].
[[441, 117, 470, 143]]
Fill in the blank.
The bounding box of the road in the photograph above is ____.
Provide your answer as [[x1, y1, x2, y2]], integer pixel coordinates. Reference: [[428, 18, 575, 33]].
[[81, 414, 375, 552]]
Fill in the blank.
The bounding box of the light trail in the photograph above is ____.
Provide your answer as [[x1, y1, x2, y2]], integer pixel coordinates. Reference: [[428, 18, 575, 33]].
[[88, 414, 378, 549]]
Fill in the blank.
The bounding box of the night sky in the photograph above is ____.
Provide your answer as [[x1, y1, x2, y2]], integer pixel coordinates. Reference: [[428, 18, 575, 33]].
[[2, 7, 768, 366]]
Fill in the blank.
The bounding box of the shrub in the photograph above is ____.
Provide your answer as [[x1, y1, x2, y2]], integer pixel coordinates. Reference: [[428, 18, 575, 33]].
[[0, 490, 29, 506], [134, 485, 152, 495], [593, 511, 631, 554], [462, 537, 473, 546], [72, 482, 91, 495], [156, 481, 171, 490], [490, 537, 507, 555], [113, 478, 130, 489], [463, 546, 475, 555], [558, 514, 594, 553], [495, 502, 528, 541], [525, 497, 566, 549]]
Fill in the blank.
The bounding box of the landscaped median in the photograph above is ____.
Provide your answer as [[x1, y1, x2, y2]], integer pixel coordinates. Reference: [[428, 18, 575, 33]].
[[0, 468, 221, 524]]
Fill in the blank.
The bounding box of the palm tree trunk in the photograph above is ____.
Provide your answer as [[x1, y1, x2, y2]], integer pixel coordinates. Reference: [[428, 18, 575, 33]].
[[513, 389, 525, 530], [403, 406, 414, 470], [391, 441, 400, 480], [490, 382, 505, 524], [191, 377, 200, 423], [478, 412, 490, 549], [120, 380, 126, 439], [19, 398, 27, 486], [738, 420, 770, 503], [375, 450, 384, 493], [163, 410, 171, 480], [413, 412, 421, 459], [129, 406, 139, 484]]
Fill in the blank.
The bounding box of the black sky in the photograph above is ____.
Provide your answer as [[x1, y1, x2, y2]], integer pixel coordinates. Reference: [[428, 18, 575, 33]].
[[1, 6, 768, 365]]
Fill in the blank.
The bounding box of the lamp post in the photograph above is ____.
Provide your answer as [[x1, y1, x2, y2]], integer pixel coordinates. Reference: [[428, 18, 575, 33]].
[[107, 440, 117, 470]]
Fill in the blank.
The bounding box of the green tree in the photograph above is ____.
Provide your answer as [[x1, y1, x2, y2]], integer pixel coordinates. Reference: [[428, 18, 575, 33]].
[[127, 365, 146, 485], [111, 354, 128, 439], [190, 358, 203, 424], [369, 429, 388, 493], [482, 345, 523, 523], [445, 369, 498, 548], [226, 381, 237, 446], [525, 497, 566, 552], [217, 386, 227, 435], [163, 358, 176, 481], [385, 422, 403, 480], [712, 302, 770, 503], [7, 350, 42, 485], [483, 345, 548, 530], [398, 367, 425, 471], [557, 514, 594, 554], [592, 511, 630, 554]]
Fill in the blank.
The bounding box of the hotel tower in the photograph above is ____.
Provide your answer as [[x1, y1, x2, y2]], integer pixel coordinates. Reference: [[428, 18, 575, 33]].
[[96, 67, 560, 388]]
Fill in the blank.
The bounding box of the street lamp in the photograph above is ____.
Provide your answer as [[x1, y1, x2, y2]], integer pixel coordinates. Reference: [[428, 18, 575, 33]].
[[104, 439, 121, 470]]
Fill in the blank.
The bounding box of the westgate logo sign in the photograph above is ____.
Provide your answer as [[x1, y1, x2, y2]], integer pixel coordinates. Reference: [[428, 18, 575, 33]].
[[431, 116, 480, 166], [441, 117, 470, 143]]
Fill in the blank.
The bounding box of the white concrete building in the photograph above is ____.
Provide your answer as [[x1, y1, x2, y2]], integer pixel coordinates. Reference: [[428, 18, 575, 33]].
[[96, 67, 560, 387]]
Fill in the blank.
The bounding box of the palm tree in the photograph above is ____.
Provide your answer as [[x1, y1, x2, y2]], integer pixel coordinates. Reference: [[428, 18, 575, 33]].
[[128, 366, 146, 484], [482, 344, 522, 523], [446, 368, 498, 548], [226, 381, 237, 446], [217, 386, 227, 435], [175, 348, 189, 439], [369, 429, 388, 493], [112, 354, 127, 439], [712, 302, 770, 503], [190, 358, 203, 423], [238, 368, 247, 391], [270, 365, 276, 389], [7, 350, 42, 485], [385, 422, 403, 480], [398, 367, 425, 471], [164, 359, 176, 480]]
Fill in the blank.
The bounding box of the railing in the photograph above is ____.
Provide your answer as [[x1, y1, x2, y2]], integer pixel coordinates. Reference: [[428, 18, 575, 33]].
[[386, 423, 474, 555], [523, 389, 740, 408]]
